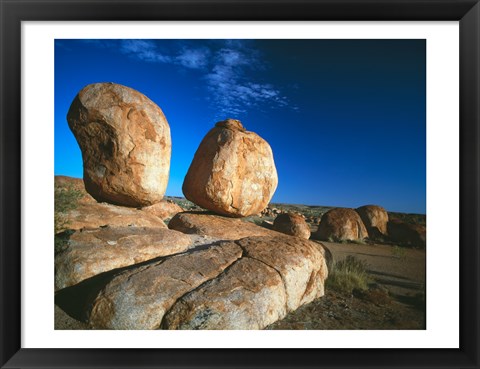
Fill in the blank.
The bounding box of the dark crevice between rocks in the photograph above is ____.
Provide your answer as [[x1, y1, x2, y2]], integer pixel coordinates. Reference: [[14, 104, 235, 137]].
[[235, 242, 290, 314], [158, 249, 244, 330]]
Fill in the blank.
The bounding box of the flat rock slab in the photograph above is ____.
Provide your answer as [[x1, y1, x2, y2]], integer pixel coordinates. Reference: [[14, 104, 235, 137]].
[[55, 227, 192, 291], [57, 201, 167, 233], [163, 257, 287, 330], [168, 211, 279, 240], [88, 242, 243, 329]]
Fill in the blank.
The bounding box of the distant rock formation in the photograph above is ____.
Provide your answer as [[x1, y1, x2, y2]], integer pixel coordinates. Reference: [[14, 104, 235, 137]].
[[356, 205, 389, 239], [182, 119, 278, 217], [314, 208, 368, 242], [67, 82, 171, 207], [273, 212, 311, 239], [387, 219, 426, 248]]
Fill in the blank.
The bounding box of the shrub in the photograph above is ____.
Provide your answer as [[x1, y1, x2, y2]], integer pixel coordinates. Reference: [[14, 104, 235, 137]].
[[326, 256, 372, 294], [54, 184, 82, 234]]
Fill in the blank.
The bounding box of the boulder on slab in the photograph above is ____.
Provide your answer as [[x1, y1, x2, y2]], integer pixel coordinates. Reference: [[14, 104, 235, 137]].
[[314, 208, 368, 242], [387, 219, 426, 248], [182, 119, 278, 217], [67, 82, 171, 207], [273, 212, 311, 239], [55, 227, 192, 291], [88, 242, 243, 330], [168, 211, 278, 240], [356, 205, 389, 238]]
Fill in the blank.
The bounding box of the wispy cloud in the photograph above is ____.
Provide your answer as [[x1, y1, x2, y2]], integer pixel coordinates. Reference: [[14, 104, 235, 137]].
[[176, 47, 210, 69], [204, 43, 290, 117], [79, 39, 293, 117], [120, 40, 172, 63]]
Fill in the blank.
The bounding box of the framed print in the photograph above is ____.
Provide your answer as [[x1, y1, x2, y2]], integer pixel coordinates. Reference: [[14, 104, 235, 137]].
[[1, 0, 479, 368]]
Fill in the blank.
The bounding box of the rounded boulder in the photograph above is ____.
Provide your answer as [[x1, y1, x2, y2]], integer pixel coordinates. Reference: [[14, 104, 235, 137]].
[[356, 205, 389, 239], [182, 119, 278, 217], [315, 208, 368, 242], [273, 212, 311, 239], [67, 82, 171, 207]]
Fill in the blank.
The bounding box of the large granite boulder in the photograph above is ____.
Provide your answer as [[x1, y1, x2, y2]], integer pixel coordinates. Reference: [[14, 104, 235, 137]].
[[314, 208, 368, 242], [55, 227, 192, 290], [182, 119, 278, 217], [86, 235, 328, 330], [356, 205, 389, 238], [88, 242, 243, 329], [67, 83, 171, 207], [163, 257, 287, 330], [273, 212, 311, 239], [387, 219, 426, 248]]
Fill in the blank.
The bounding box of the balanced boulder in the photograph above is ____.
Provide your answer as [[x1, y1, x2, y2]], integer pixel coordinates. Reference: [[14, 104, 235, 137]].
[[314, 208, 368, 242], [273, 212, 311, 239], [182, 119, 278, 217], [356, 205, 389, 239], [67, 82, 171, 207]]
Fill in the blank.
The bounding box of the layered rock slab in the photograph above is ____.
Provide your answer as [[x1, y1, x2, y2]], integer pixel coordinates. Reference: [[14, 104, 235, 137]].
[[182, 119, 278, 217], [273, 212, 311, 239], [168, 211, 279, 240], [67, 82, 171, 207], [55, 227, 192, 291], [56, 201, 167, 234], [314, 208, 368, 242], [88, 242, 243, 329]]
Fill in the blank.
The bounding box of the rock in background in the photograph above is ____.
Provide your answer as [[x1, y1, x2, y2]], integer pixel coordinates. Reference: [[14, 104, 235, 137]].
[[356, 205, 389, 239], [182, 119, 278, 217], [67, 82, 171, 207], [273, 212, 311, 239], [314, 208, 368, 242]]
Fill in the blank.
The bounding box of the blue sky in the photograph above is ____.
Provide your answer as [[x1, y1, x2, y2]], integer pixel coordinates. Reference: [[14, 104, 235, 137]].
[[55, 39, 426, 213]]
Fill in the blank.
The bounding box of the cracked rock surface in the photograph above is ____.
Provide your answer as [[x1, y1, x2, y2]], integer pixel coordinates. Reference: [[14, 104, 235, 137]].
[[88, 241, 243, 329]]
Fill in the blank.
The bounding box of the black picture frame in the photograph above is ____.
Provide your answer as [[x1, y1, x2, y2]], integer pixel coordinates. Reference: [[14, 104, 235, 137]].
[[1, 0, 479, 368]]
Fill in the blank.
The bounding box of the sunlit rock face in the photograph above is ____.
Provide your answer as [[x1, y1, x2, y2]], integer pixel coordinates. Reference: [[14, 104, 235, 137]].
[[67, 82, 171, 207], [182, 119, 278, 217]]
